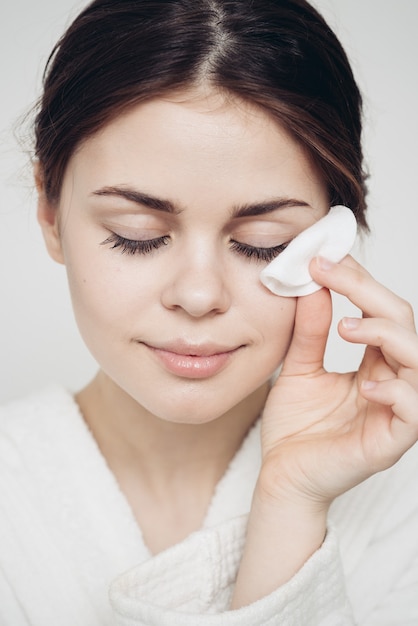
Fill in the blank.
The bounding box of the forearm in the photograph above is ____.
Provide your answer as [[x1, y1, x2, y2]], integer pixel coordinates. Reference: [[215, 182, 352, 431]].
[[230, 478, 328, 609]]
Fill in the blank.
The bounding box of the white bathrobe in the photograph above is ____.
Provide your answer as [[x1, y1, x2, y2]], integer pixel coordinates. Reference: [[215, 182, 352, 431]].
[[1, 386, 418, 625]]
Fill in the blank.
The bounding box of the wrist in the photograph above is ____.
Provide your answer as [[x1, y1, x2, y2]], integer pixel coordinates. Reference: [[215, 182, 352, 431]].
[[231, 476, 328, 609], [255, 450, 331, 516], [250, 481, 328, 547]]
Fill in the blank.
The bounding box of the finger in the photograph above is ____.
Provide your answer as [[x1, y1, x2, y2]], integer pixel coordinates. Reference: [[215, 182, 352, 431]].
[[360, 378, 418, 459], [281, 287, 332, 376], [338, 316, 418, 375], [309, 255, 416, 331]]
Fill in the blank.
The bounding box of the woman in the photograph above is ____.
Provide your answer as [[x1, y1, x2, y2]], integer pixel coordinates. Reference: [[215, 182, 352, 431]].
[[1, 0, 417, 624]]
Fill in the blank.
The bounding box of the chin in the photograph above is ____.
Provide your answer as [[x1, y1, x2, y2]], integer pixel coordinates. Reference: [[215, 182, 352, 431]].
[[149, 399, 237, 426]]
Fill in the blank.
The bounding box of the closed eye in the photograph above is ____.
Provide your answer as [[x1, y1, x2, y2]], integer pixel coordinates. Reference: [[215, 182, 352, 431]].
[[101, 233, 170, 255], [101, 233, 289, 261], [230, 240, 290, 262]]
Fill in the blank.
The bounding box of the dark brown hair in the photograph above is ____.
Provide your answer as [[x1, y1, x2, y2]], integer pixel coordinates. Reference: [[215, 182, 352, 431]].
[[34, 0, 368, 227]]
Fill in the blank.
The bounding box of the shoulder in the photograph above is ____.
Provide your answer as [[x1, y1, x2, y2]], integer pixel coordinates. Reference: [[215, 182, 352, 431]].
[[331, 440, 418, 576], [0, 385, 79, 431], [0, 386, 83, 471], [332, 440, 418, 524]]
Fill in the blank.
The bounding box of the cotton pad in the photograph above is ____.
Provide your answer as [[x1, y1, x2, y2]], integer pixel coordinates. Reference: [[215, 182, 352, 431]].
[[260, 205, 357, 297]]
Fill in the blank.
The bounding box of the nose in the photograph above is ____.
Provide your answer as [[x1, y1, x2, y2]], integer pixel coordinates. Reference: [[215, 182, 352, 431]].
[[161, 242, 231, 317]]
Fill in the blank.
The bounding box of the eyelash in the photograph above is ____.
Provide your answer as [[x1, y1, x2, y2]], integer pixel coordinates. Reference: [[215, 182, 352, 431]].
[[102, 233, 289, 262], [102, 233, 170, 255], [229, 240, 289, 262]]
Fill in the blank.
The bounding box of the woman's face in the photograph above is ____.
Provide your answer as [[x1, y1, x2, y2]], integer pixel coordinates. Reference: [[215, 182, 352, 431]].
[[40, 88, 329, 424]]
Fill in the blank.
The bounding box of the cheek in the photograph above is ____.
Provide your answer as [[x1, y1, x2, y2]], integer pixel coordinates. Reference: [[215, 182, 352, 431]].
[[262, 298, 296, 351], [244, 287, 296, 362], [61, 237, 157, 341], [70, 272, 151, 329]]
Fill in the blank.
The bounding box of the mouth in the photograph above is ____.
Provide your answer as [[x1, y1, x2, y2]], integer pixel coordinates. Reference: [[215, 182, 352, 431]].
[[141, 340, 243, 379]]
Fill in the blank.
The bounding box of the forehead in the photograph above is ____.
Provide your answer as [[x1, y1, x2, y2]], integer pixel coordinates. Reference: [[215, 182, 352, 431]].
[[62, 87, 327, 210]]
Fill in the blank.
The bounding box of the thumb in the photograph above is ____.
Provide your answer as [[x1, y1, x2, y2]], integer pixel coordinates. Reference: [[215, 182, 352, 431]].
[[281, 287, 333, 376]]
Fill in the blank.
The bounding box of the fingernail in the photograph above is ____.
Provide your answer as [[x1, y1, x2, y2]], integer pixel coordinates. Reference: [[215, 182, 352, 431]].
[[361, 380, 377, 391], [342, 317, 361, 330], [316, 256, 335, 271]]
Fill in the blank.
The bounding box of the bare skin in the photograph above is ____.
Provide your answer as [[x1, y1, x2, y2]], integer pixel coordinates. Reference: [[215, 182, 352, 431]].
[[36, 86, 418, 606], [231, 255, 418, 607], [77, 372, 269, 553]]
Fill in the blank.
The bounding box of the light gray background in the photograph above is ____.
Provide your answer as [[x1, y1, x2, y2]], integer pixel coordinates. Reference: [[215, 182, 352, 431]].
[[1, 1, 417, 403]]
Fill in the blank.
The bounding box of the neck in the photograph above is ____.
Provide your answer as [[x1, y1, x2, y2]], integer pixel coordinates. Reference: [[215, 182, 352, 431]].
[[76, 370, 268, 491], [76, 371, 268, 553]]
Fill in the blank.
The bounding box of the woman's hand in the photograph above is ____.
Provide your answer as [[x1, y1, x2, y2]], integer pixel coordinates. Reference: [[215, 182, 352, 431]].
[[231, 255, 418, 609], [260, 254, 418, 508]]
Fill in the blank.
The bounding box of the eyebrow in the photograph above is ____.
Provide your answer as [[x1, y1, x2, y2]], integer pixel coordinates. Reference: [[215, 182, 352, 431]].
[[231, 198, 311, 218], [91, 186, 180, 214], [91, 185, 311, 217]]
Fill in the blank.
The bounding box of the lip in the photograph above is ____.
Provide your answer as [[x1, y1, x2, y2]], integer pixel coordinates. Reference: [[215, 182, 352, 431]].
[[141, 340, 243, 379]]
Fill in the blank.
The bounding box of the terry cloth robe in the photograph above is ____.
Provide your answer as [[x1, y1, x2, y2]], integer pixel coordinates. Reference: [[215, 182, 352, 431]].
[[1, 386, 418, 625]]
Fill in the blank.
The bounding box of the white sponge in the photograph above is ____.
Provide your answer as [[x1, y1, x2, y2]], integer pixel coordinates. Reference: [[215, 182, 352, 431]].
[[260, 205, 357, 297]]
